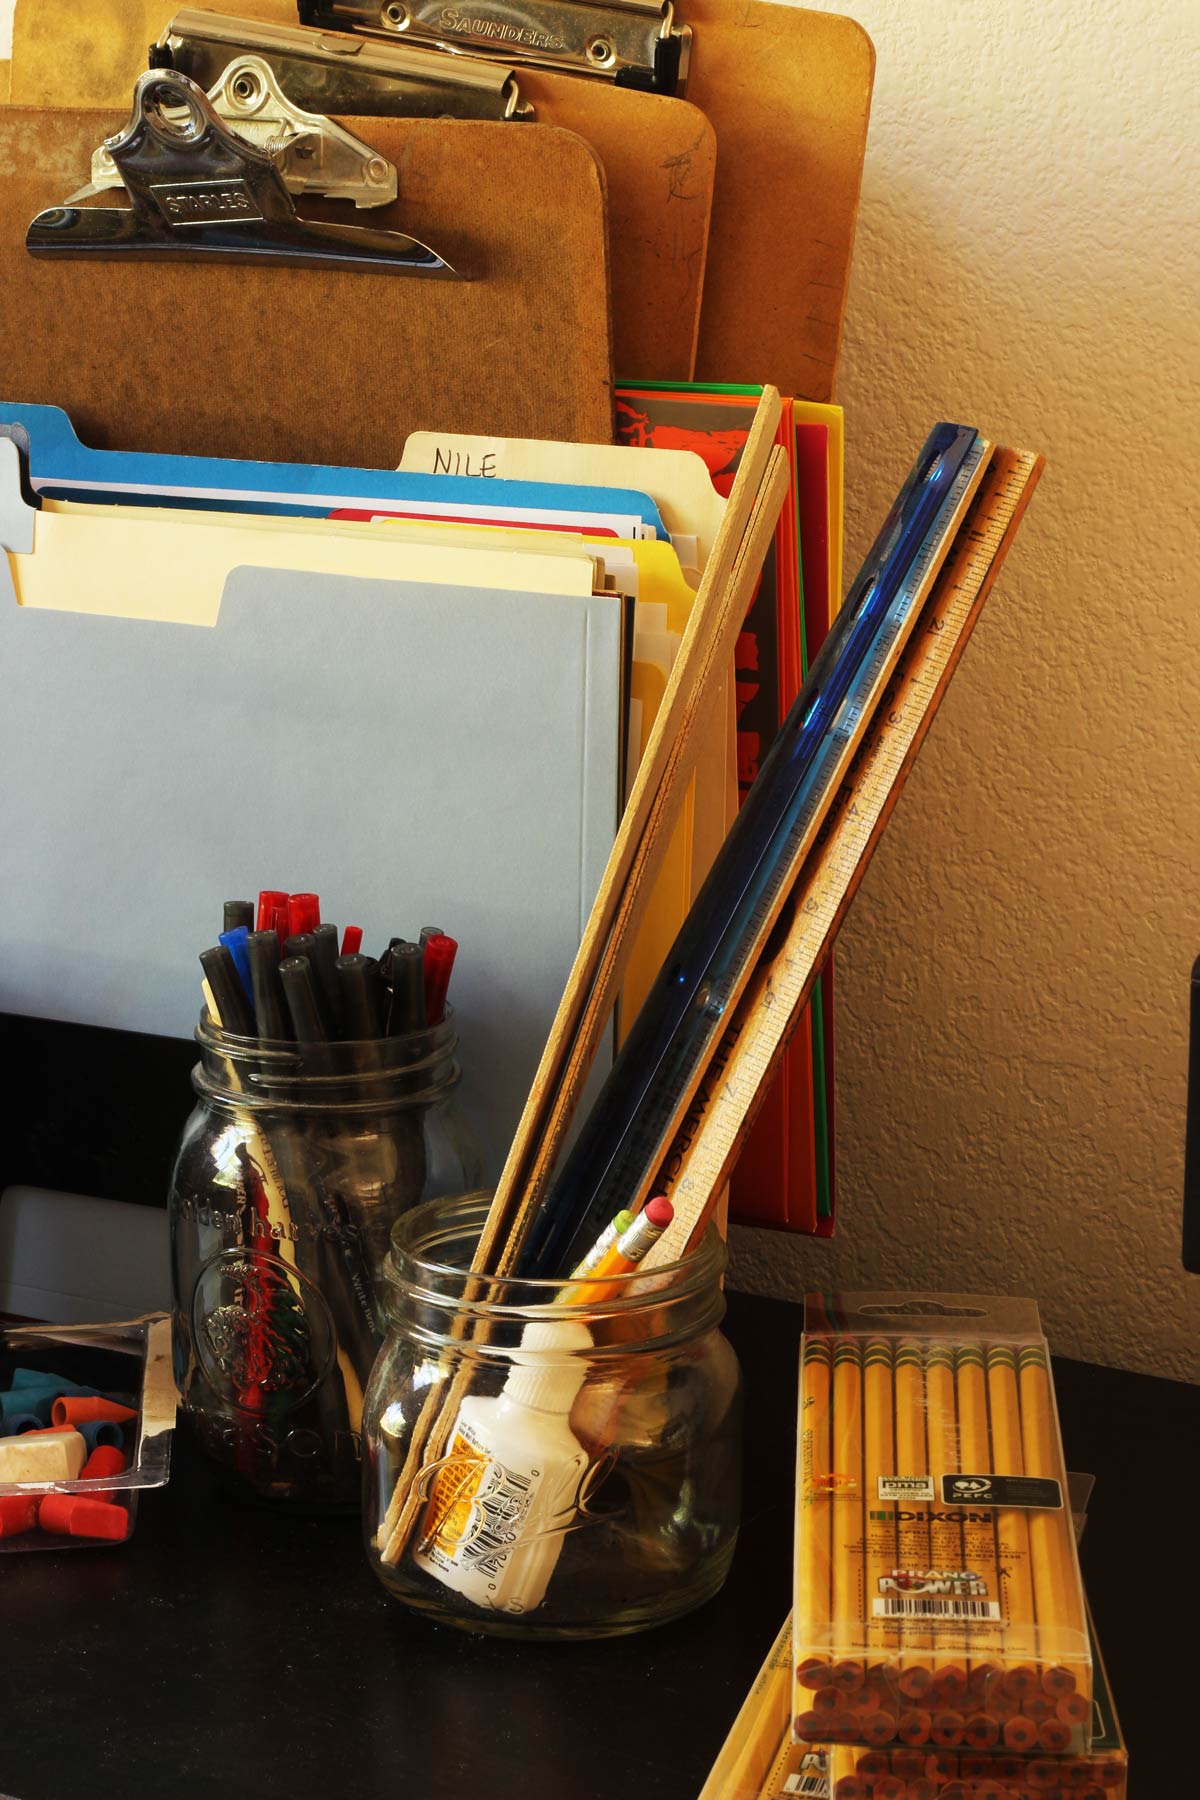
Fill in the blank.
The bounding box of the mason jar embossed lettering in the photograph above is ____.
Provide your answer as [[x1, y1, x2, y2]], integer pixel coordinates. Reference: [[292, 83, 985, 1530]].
[[363, 1193, 742, 1636], [169, 1012, 482, 1511]]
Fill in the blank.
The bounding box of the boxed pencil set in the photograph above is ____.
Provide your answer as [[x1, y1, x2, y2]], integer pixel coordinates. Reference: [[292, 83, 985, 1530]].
[[697, 1604, 1124, 1800], [827, 1603, 1127, 1798], [794, 1293, 1090, 1755]]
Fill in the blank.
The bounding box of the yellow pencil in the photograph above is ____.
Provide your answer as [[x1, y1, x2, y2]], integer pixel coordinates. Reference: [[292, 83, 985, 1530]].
[[892, 1337, 933, 1704], [953, 1344, 1001, 1739], [923, 1341, 970, 1714], [1018, 1343, 1090, 1713], [829, 1339, 865, 1699], [795, 1339, 835, 1696], [985, 1344, 1038, 1711], [863, 1339, 899, 1699]]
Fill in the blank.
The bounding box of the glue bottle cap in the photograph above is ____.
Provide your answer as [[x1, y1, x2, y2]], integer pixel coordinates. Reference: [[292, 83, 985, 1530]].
[[502, 1319, 593, 1415]]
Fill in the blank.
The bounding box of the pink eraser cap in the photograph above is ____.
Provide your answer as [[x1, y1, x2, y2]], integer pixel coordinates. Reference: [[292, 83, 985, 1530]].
[[644, 1195, 674, 1228]]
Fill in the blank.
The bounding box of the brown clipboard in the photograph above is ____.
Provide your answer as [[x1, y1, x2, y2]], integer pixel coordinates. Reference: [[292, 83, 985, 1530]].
[[0, 108, 614, 462], [4, 0, 717, 386], [7, 0, 872, 403], [685, 0, 874, 403]]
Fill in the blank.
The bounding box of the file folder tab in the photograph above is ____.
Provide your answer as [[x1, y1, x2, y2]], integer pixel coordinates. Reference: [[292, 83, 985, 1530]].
[[26, 67, 457, 277], [299, 0, 691, 95], [155, 10, 533, 123]]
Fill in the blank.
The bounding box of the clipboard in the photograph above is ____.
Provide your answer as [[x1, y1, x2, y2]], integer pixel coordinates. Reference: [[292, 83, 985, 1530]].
[[0, 107, 615, 459], [3, 0, 717, 385]]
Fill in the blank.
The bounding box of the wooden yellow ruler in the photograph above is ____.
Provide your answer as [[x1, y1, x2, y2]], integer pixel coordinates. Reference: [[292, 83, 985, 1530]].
[[645, 446, 1045, 1265]]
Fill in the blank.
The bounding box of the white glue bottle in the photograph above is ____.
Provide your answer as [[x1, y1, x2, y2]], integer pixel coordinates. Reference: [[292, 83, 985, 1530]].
[[413, 1318, 593, 1616]]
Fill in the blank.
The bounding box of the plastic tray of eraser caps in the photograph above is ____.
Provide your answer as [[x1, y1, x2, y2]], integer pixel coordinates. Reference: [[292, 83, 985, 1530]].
[[0, 1313, 175, 1550]]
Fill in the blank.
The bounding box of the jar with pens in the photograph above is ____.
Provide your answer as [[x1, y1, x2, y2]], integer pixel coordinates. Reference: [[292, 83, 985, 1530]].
[[362, 1192, 743, 1638], [168, 892, 483, 1513]]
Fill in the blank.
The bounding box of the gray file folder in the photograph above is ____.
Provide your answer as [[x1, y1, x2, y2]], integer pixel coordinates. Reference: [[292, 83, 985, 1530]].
[[0, 565, 623, 1176]]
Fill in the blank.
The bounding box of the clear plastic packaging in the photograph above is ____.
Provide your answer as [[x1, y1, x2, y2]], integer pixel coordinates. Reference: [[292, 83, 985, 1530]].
[[795, 1293, 1091, 1755], [0, 1313, 175, 1551], [827, 1606, 1126, 1798]]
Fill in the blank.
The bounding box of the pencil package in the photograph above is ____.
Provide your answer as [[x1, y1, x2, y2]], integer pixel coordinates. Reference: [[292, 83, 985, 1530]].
[[794, 1293, 1092, 1756], [698, 1614, 831, 1799], [826, 1602, 1126, 1798]]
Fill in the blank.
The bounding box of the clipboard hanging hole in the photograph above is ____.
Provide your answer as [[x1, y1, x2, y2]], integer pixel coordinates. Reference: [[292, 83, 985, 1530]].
[[382, 3, 410, 28], [586, 37, 616, 67], [143, 81, 206, 145]]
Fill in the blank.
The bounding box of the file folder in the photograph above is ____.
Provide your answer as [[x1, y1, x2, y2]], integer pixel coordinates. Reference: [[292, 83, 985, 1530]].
[[0, 469, 626, 1175], [400, 429, 726, 573], [0, 401, 668, 540]]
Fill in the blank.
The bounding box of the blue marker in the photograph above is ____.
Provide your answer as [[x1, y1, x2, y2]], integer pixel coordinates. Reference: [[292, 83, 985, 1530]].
[[219, 926, 254, 1004]]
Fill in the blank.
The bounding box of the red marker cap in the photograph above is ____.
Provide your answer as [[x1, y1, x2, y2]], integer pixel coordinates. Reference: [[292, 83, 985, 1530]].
[[256, 890, 287, 933], [341, 925, 363, 956], [422, 932, 458, 1025], [287, 893, 320, 937], [37, 1494, 129, 1540]]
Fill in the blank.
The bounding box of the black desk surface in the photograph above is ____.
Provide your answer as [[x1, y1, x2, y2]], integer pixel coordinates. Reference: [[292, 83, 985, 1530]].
[[1, 1292, 1191, 1800]]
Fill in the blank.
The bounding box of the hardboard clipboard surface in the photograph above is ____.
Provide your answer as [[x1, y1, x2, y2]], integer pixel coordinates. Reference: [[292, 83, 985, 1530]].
[[684, 1, 874, 404], [0, 557, 623, 1179], [0, 108, 614, 461], [5, 0, 715, 386]]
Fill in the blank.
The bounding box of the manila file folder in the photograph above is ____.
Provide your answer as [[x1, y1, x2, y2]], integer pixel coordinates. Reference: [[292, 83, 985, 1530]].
[[0, 478, 625, 1175]]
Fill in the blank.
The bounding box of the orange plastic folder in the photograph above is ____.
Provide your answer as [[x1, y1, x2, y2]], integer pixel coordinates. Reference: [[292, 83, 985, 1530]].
[[615, 383, 829, 1233]]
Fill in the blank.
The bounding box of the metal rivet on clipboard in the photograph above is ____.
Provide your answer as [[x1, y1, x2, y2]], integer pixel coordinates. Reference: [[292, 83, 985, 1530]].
[[26, 67, 458, 278]]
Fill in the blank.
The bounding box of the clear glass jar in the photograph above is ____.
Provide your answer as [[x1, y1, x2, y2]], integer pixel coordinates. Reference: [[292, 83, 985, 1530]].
[[169, 1011, 482, 1511], [362, 1193, 742, 1638]]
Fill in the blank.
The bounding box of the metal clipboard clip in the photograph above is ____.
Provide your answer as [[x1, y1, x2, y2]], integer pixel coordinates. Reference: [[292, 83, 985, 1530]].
[[153, 10, 533, 125], [26, 68, 458, 278], [73, 54, 400, 209], [296, 0, 691, 96]]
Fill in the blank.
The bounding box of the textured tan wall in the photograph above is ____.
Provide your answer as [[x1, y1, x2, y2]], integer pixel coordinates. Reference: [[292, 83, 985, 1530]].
[[730, 0, 1200, 1380]]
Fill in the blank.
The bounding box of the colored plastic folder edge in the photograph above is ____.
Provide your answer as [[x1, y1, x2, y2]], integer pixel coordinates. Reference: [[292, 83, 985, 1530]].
[[0, 402, 670, 540], [618, 382, 833, 1235]]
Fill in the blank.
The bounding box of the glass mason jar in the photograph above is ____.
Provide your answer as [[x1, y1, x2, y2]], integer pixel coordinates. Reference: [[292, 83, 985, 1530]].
[[169, 1011, 482, 1511], [363, 1193, 742, 1638]]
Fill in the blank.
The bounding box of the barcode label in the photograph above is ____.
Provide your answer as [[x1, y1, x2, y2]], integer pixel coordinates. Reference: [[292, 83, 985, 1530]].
[[783, 1776, 828, 1797], [872, 1596, 1001, 1620], [459, 1465, 533, 1571]]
